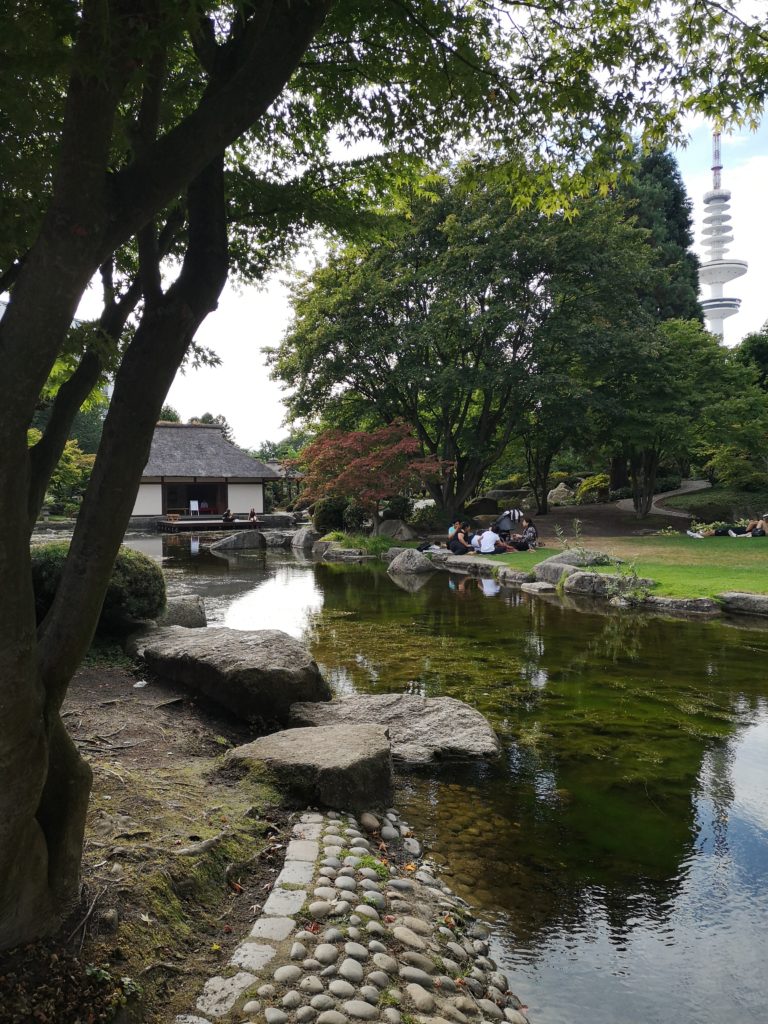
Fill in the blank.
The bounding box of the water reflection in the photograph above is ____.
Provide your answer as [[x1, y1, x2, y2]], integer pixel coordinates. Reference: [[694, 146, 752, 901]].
[[127, 535, 768, 1024]]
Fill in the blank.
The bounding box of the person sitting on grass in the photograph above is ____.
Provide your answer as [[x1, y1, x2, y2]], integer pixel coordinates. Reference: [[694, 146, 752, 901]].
[[509, 516, 539, 551], [448, 522, 475, 555], [479, 526, 515, 555], [448, 518, 461, 540], [687, 516, 767, 539]]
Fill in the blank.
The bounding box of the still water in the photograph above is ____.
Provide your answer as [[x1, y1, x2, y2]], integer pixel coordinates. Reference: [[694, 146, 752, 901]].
[[133, 535, 768, 1024]]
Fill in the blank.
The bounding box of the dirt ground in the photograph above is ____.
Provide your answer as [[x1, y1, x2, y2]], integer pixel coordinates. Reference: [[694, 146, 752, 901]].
[[0, 663, 291, 1024], [471, 501, 690, 543]]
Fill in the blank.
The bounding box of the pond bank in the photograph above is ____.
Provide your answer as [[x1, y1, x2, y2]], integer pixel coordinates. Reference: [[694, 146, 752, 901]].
[[180, 808, 528, 1024]]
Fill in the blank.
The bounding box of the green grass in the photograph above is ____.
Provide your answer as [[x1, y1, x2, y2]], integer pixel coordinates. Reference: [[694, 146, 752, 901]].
[[663, 486, 768, 522], [321, 532, 419, 556], [494, 537, 768, 598]]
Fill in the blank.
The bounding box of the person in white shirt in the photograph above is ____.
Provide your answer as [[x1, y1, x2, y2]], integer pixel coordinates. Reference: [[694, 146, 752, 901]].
[[479, 528, 514, 555]]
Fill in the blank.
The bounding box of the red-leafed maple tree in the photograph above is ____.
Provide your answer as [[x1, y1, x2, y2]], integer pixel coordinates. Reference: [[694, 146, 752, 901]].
[[296, 421, 449, 531]]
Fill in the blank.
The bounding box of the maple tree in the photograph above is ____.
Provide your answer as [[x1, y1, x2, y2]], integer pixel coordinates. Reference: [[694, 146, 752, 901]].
[[297, 421, 447, 530]]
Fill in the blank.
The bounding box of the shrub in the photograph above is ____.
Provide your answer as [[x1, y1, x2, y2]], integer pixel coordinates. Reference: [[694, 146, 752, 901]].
[[654, 474, 682, 493], [576, 473, 610, 504], [31, 542, 166, 631], [493, 473, 528, 490], [313, 496, 349, 534], [343, 501, 369, 532], [409, 501, 445, 530], [609, 486, 633, 501], [381, 495, 413, 521]]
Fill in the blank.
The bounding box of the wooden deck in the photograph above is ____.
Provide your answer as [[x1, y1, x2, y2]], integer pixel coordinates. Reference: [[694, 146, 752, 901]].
[[156, 517, 262, 533]]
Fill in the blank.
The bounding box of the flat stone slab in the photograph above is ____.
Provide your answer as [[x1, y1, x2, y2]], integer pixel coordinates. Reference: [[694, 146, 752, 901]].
[[226, 725, 393, 810], [718, 591, 768, 616], [643, 596, 721, 617], [130, 626, 330, 725], [289, 694, 500, 764], [197, 972, 257, 1017], [210, 530, 267, 552], [230, 942, 277, 972], [521, 581, 555, 594]]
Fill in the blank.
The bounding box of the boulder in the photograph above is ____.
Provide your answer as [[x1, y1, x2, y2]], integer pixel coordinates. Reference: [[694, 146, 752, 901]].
[[292, 527, 321, 550], [323, 545, 376, 563], [289, 693, 500, 764], [380, 546, 410, 563], [263, 531, 293, 548], [547, 483, 575, 506], [718, 592, 768, 617], [387, 549, 435, 576], [131, 626, 330, 724], [157, 595, 207, 628], [378, 519, 419, 541], [209, 531, 266, 553], [564, 571, 656, 597], [643, 596, 721, 617], [226, 725, 393, 811], [496, 566, 534, 586], [533, 560, 578, 585], [312, 539, 334, 558]]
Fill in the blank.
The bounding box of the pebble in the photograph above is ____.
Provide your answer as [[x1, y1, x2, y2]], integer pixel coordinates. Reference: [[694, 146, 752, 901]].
[[503, 1011, 528, 1024], [342, 1000, 379, 1020], [372, 953, 398, 974], [322, 857, 342, 869], [291, 942, 307, 960], [380, 825, 399, 841], [265, 1010, 288, 1024], [319, 866, 337, 879], [283, 991, 303, 1008], [400, 916, 431, 936], [335, 876, 357, 892], [403, 838, 421, 857], [297, 1009, 318, 1023], [258, 984, 276, 997], [446, 941, 469, 962], [315, 887, 339, 901], [359, 985, 380, 1004], [398, 966, 434, 989], [393, 926, 426, 950], [349, 915, 361, 926], [317, 1012, 348, 1024], [363, 892, 385, 909], [344, 941, 369, 961], [442, 1006, 468, 1023], [309, 901, 332, 919], [366, 922, 386, 937], [243, 1001, 261, 1014], [437, 975, 457, 992], [382, 1011, 401, 1024], [303, 959, 322, 971], [400, 951, 436, 974], [368, 940, 387, 954], [405, 983, 435, 1012], [360, 812, 380, 832], [359, 868, 382, 882], [388, 879, 414, 892], [323, 928, 345, 943], [360, 879, 381, 891], [354, 905, 379, 921], [477, 999, 504, 1020], [366, 971, 390, 989], [464, 978, 484, 997], [321, 965, 338, 978], [347, 927, 362, 941], [453, 997, 478, 1015], [490, 971, 509, 992], [329, 979, 356, 999], [311, 994, 336, 1011], [338, 958, 364, 983], [296, 930, 317, 942], [300, 977, 325, 994], [331, 900, 352, 917], [441, 957, 461, 975], [274, 965, 303, 985], [315, 944, 340, 965], [343, 856, 362, 867], [338, 866, 356, 878]]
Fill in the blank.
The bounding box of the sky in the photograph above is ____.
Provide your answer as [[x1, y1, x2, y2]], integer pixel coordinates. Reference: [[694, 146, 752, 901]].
[[70, 121, 767, 452]]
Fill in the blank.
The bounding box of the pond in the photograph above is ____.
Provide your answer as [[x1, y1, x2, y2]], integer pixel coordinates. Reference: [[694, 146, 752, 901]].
[[133, 535, 768, 1024]]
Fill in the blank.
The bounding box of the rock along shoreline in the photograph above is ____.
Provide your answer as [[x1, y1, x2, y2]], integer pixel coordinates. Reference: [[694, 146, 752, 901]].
[[177, 807, 528, 1024]]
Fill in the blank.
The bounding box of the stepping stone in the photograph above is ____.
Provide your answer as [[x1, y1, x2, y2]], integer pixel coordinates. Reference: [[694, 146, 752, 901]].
[[263, 888, 307, 917], [226, 726, 393, 811], [230, 942, 277, 972], [134, 627, 330, 724], [196, 972, 257, 1017], [251, 917, 295, 941]]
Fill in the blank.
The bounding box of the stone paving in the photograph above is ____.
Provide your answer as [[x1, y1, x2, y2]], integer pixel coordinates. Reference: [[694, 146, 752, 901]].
[[175, 808, 530, 1024]]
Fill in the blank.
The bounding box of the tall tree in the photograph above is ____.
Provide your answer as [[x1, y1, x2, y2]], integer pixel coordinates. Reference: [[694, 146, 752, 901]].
[[271, 173, 659, 515]]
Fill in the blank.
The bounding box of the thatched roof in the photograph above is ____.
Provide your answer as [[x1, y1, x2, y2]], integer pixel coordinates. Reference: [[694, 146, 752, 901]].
[[143, 423, 278, 479]]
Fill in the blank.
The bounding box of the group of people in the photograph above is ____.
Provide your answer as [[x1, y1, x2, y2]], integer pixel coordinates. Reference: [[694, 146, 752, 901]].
[[447, 510, 538, 555], [688, 515, 767, 539]]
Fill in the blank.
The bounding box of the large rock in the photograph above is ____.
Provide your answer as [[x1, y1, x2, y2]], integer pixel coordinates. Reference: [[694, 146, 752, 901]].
[[226, 725, 393, 811], [131, 626, 330, 724], [643, 596, 721, 617], [464, 498, 499, 517], [718, 591, 768, 617], [387, 549, 435, 576], [564, 571, 656, 597], [289, 693, 500, 764], [547, 483, 575, 506], [157, 595, 207, 628], [292, 527, 321, 550], [209, 531, 266, 553], [263, 531, 294, 548], [323, 545, 376, 563], [533, 560, 579, 585], [378, 519, 419, 541], [496, 566, 534, 586]]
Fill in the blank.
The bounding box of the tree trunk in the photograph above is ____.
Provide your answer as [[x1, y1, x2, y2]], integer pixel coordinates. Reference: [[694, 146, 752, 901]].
[[610, 453, 630, 490], [630, 449, 659, 517]]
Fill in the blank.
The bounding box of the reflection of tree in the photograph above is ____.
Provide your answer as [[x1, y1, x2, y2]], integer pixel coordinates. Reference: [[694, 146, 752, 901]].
[[698, 740, 737, 863]]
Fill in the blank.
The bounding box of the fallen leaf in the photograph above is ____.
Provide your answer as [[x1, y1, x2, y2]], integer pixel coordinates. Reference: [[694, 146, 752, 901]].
[[140, 913, 152, 924]]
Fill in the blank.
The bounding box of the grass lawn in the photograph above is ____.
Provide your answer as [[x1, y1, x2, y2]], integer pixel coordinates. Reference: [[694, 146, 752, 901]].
[[663, 486, 768, 523], [496, 537, 768, 598]]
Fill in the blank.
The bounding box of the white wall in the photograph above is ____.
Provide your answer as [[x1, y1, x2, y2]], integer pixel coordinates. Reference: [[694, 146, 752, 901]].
[[228, 483, 263, 514], [133, 483, 162, 516]]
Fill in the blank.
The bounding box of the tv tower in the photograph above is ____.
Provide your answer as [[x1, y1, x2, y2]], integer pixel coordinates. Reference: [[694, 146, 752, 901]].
[[699, 131, 747, 338]]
